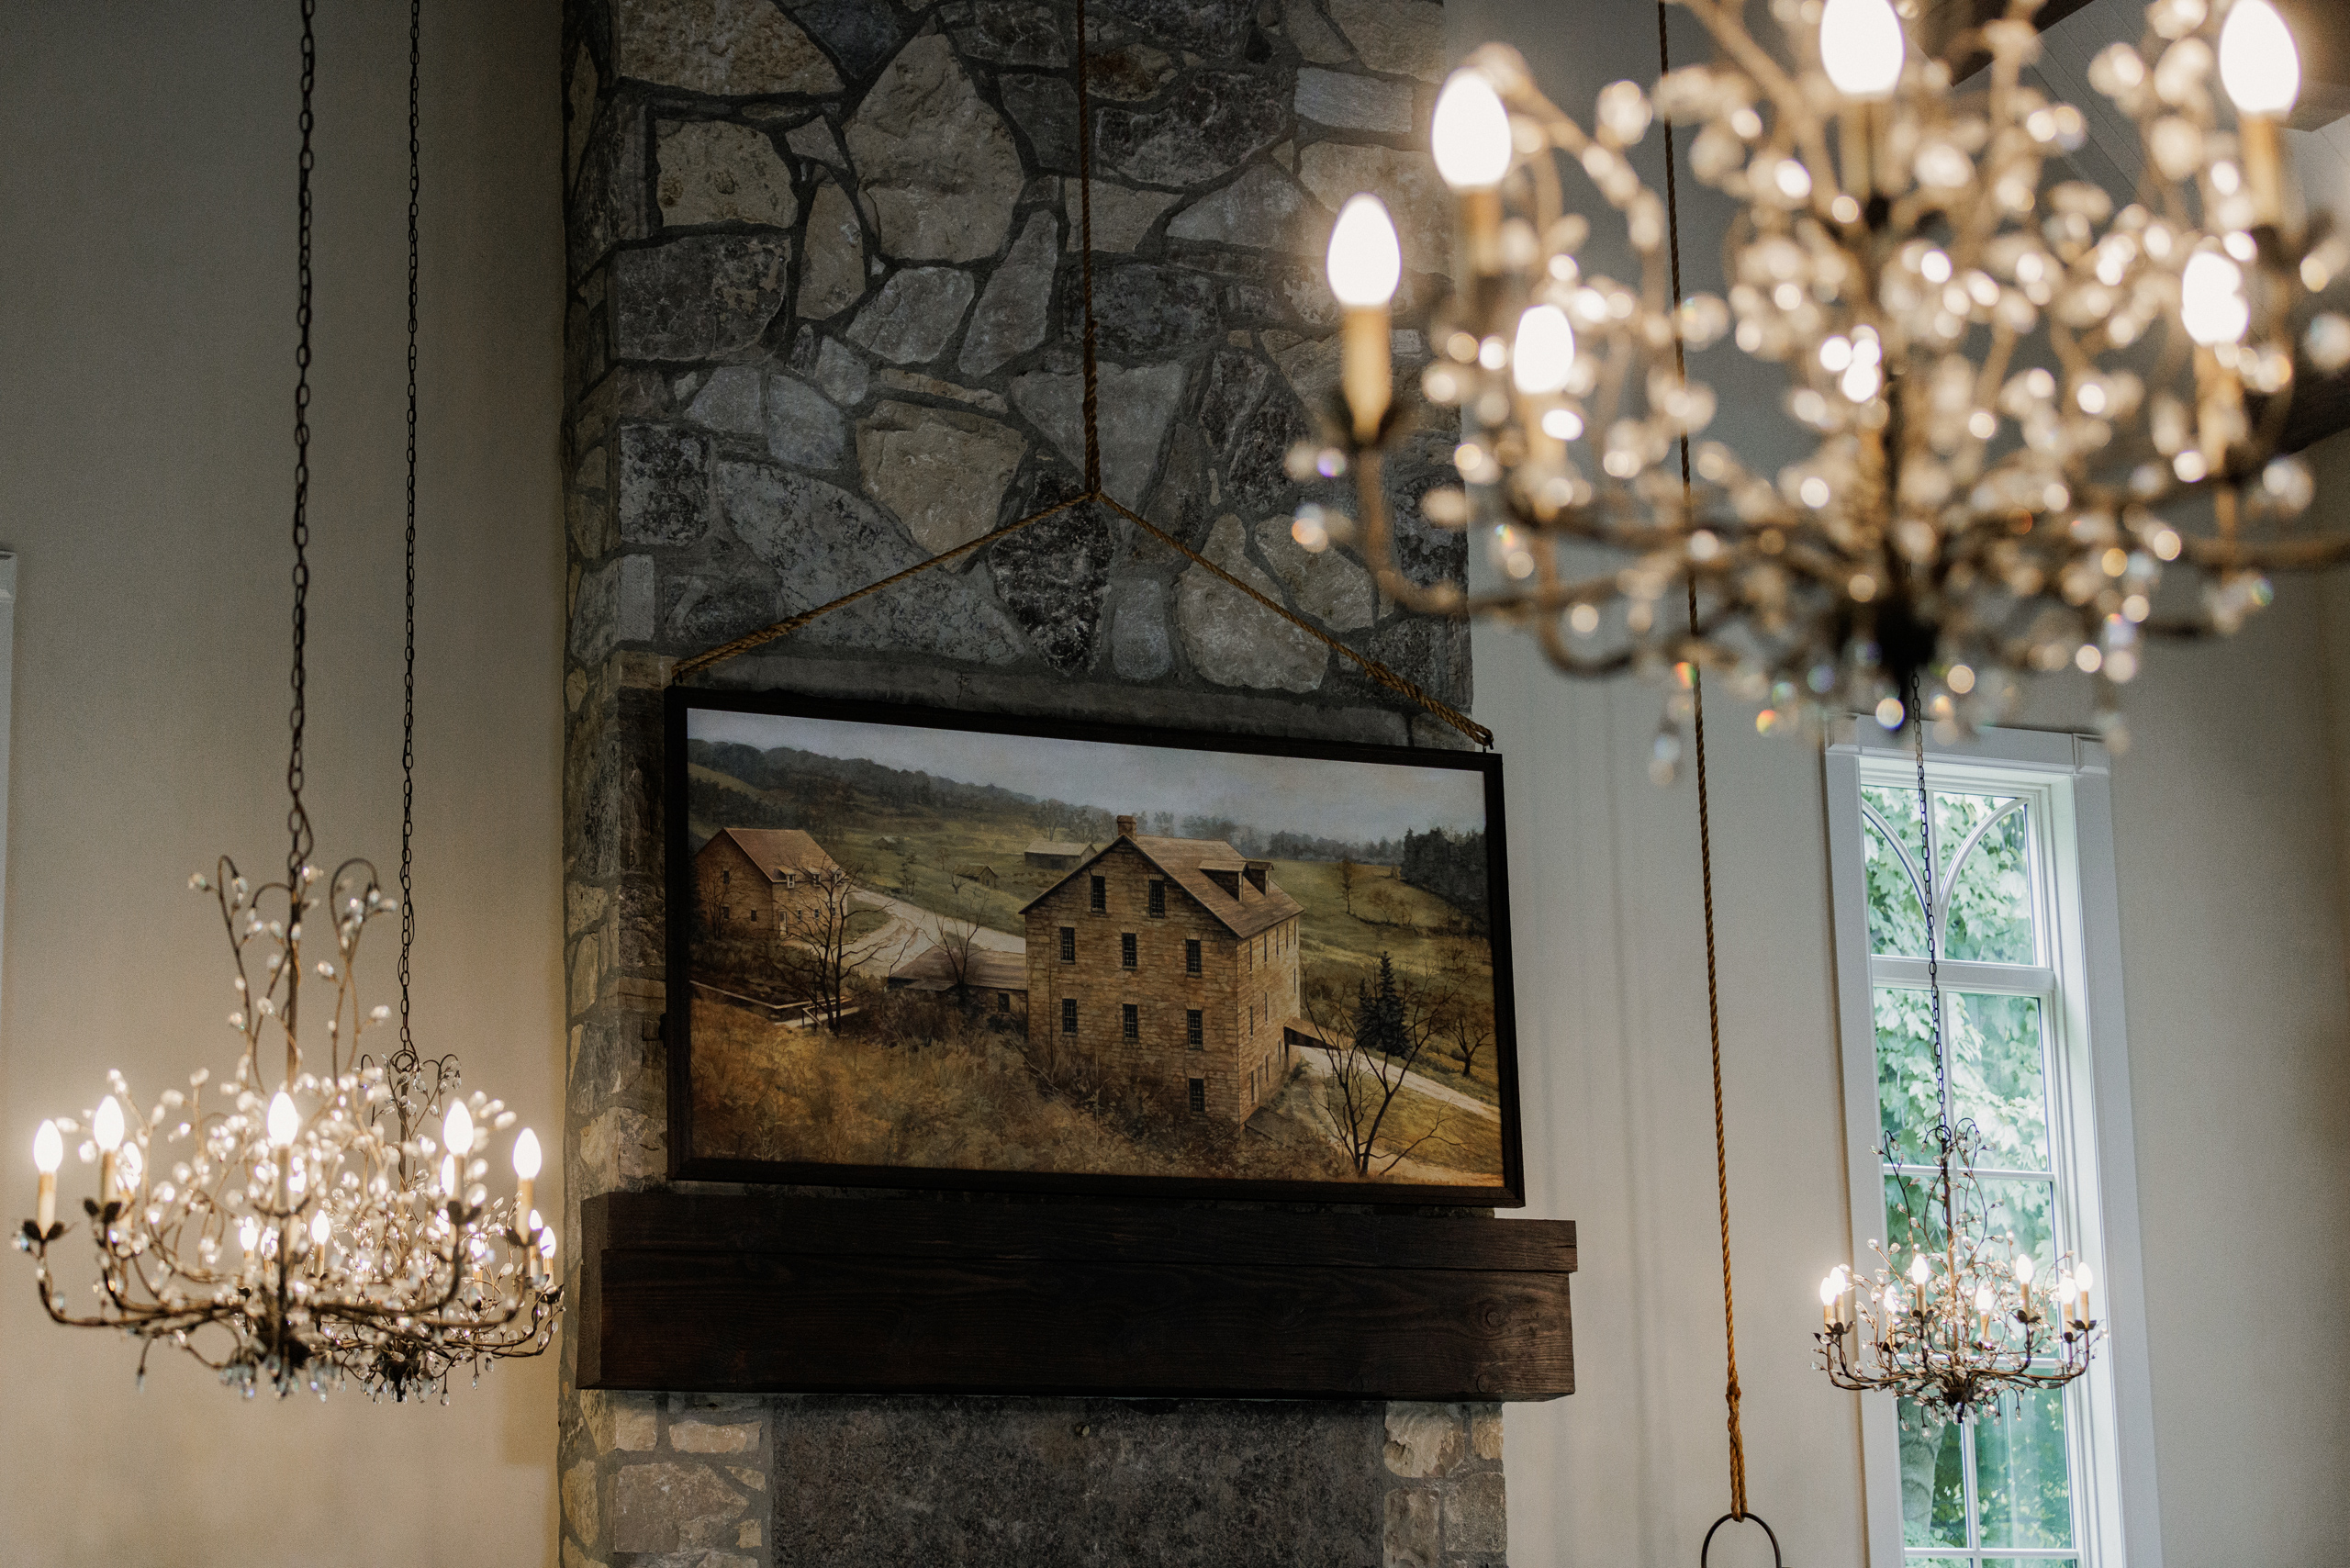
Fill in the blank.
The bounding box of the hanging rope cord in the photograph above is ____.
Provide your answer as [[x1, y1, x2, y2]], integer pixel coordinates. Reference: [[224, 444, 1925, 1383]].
[[288, 0, 318, 895], [400, 0, 420, 1052], [1656, 6, 1775, 1556], [665, 1, 1489, 751]]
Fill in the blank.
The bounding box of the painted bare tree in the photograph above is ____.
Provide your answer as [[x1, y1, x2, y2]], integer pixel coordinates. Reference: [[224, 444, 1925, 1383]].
[[778, 867, 912, 1031], [1306, 953, 1459, 1177]]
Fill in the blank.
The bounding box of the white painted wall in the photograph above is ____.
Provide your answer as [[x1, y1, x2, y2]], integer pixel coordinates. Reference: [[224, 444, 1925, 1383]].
[[1459, 3, 2350, 1562], [0, 3, 565, 1564]]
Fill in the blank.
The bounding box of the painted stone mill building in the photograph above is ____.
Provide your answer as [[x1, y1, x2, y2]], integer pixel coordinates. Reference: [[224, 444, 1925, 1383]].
[[1021, 812, 1304, 1120]]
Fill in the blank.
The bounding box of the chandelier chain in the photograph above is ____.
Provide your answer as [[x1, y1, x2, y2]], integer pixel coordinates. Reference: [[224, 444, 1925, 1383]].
[[400, 0, 420, 1055], [287, 0, 318, 902], [1661, 0, 1751, 1525], [1074, 0, 1102, 494]]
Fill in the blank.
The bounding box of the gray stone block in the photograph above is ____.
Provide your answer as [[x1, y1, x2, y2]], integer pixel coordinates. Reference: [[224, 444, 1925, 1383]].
[[1097, 71, 1287, 186], [1176, 515, 1328, 691], [1382, 1403, 1466, 1478], [1293, 67, 1416, 133], [685, 366, 765, 436], [764, 373, 845, 468], [954, 0, 1069, 67], [767, 1396, 1385, 1568], [960, 211, 1059, 375], [1444, 1472, 1507, 1554], [1281, 0, 1355, 65], [614, 0, 841, 95], [1011, 361, 1188, 510], [845, 266, 977, 364], [783, 0, 907, 79], [989, 489, 1114, 672], [611, 1462, 747, 1553], [618, 425, 710, 545], [613, 237, 790, 363], [1326, 0, 1444, 81], [1108, 577, 1174, 679], [1000, 72, 1081, 174], [845, 36, 1024, 262], [1382, 1487, 1440, 1568], [812, 337, 870, 407], [855, 399, 1027, 552], [1168, 165, 1315, 248], [570, 555, 657, 662], [1063, 181, 1181, 252], [655, 120, 799, 230], [798, 181, 867, 322], [1099, 0, 1256, 58]]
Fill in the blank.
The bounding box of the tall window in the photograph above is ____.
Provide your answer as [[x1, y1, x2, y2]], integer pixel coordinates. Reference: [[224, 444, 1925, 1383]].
[[1122, 1002, 1139, 1039], [1091, 875, 1106, 913], [1061, 997, 1078, 1035], [1059, 926, 1076, 963], [1185, 938, 1202, 974], [1121, 933, 1137, 969], [1827, 727, 2152, 1568], [1186, 1009, 1203, 1048], [1148, 879, 1167, 917]]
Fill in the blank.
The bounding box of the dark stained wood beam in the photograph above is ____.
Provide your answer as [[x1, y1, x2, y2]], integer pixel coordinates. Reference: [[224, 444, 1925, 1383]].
[[577, 1193, 1577, 1402]]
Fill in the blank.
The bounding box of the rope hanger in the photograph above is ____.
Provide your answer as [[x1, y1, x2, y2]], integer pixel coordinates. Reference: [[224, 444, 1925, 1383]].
[[1655, 0, 1781, 1560], [666, 0, 1492, 752]]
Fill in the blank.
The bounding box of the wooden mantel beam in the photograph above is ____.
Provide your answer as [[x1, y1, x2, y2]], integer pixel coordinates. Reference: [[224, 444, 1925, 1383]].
[[577, 1193, 1577, 1402]]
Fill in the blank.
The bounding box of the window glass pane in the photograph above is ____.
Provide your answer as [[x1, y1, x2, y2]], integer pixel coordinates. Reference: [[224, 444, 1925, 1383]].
[[1897, 1396, 1968, 1547], [1881, 1172, 2054, 1278], [1975, 1384, 2075, 1549], [1940, 796, 2033, 963], [1948, 992, 2050, 1170], [1874, 987, 1941, 1165], [1864, 787, 1929, 957]]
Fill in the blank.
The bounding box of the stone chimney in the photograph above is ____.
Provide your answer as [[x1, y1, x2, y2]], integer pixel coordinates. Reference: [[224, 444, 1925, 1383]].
[[1116, 813, 1137, 838], [1244, 859, 1270, 893]]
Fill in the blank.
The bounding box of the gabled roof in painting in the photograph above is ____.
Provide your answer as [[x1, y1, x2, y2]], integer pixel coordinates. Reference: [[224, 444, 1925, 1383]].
[[1018, 834, 1301, 940], [699, 827, 841, 884], [888, 944, 1029, 993], [1024, 839, 1094, 857]]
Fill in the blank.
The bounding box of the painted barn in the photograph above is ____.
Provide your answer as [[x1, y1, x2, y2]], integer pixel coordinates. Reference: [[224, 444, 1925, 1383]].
[[694, 827, 844, 942], [1019, 814, 1303, 1122]]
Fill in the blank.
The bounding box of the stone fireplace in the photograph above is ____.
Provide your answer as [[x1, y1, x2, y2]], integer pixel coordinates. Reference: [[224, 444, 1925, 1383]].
[[557, 0, 1509, 1559]]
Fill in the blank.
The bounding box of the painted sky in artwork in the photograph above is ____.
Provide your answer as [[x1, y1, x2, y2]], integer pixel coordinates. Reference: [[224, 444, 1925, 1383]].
[[692, 709, 1485, 843]]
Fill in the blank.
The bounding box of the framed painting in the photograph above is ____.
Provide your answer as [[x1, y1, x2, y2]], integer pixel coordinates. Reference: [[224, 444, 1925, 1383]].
[[665, 687, 1524, 1205]]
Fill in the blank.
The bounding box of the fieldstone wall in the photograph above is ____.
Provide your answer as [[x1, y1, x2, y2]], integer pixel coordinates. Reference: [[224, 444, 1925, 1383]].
[[556, 0, 1504, 1561]]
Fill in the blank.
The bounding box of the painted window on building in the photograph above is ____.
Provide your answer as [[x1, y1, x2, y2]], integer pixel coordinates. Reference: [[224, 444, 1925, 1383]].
[[1123, 1002, 1139, 1039], [1061, 997, 1077, 1035], [1187, 1009, 1203, 1048], [1060, 926, 1076, 962], [1091, 875, 1106, 913], [1187, 1078, 1205, 1114], [1185, 938, 1202, 974], [1148, 879, 1167, 917], [1121, 932, 1137, 969]]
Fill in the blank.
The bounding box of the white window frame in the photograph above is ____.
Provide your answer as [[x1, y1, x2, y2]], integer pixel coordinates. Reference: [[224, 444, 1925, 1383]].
[[1824, 721, 2161, 1568]]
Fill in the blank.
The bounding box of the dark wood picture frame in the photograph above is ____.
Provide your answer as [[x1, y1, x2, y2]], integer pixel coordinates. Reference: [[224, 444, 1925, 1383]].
[[665, 686, 1525, 1206]]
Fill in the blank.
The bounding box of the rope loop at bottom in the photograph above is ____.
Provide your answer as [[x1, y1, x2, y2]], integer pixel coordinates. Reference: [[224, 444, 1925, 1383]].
[[1700, 1511, 1784, 1567]]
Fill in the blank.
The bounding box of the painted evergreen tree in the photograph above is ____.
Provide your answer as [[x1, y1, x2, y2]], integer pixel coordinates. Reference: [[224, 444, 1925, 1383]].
[[1351, 952, 1406, 1060]]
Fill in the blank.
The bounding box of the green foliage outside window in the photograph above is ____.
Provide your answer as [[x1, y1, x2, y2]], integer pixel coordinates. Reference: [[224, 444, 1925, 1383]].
[[1862, 788, 2035, 964]]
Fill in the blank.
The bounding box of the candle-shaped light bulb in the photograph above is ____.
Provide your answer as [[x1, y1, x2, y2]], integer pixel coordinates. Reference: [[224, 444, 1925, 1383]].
[[309, 1210, 331, 1249], [92, 1095, 125, 1211], [1327, 195, 1401, 308], [1908, 1251, 1931, 1286], [440, 1153, 458, 1199], [91, 1097, 124, 1153], [2182, 251, 2252, 345], [266, 1090, 300, 1148], [1819, 1272, 1842, 1306], [512, 1127, 542, 1229], [443, 1100, 476, 1159], [2014, 1253, 2035, 1287], [2220, 0, 2300, 117], [1430, 70, 1513, 191], [1512, 304, 1577, 396], [32, 1120, 61, 1233], [2075, 1263, 2094, 1293], [1884, 1283, 1904, 1316], [1818, 0, 1906, 99], [239, 1215, 262, 1254], [1328, 195, 1401, 442]]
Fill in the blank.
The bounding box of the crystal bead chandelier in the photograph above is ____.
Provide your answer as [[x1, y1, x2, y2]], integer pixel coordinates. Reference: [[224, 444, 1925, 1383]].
[[14, 0, 560, 1402], [1813, 684, 2101, 1417], [1307, 0, 2350, 748]]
